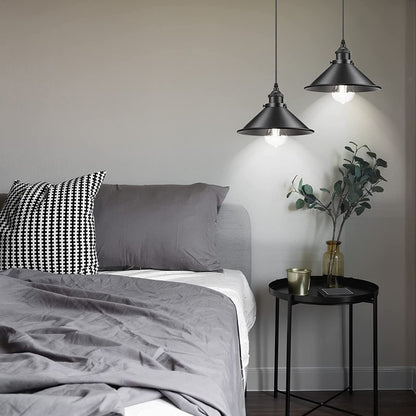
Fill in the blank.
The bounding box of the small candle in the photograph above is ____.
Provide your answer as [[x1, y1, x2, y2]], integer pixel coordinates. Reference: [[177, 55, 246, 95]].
[[287, 268, 311, 296]]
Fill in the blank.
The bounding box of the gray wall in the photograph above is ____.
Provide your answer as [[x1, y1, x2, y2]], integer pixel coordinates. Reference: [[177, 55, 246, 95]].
[[0, 0, 414, 390]]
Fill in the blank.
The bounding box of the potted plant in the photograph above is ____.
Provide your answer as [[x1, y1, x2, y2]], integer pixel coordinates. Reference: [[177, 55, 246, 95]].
[[287, 141, 388, 287]]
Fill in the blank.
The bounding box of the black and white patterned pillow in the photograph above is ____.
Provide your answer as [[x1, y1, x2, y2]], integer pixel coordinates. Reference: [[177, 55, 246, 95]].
[[0, 171, 106, 275]]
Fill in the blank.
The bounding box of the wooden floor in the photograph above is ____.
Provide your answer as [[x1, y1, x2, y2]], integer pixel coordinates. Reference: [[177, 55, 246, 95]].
[[245, 391, 416, 415]]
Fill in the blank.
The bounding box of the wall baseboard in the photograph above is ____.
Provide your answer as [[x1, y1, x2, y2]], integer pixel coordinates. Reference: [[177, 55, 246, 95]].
[[247, 366, 415, 391]]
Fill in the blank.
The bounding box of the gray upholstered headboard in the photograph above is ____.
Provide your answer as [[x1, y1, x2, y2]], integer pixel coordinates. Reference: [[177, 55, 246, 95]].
[[0, 195, 252, 284], [216, 204, 251, 284]]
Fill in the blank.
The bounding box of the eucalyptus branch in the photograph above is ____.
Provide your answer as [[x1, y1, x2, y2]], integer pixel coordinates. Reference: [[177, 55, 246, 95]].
[[287, 141, 388, 245]]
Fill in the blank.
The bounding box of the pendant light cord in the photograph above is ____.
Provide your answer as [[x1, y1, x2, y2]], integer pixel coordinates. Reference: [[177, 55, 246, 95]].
[[274, 0, 278, 86], [341, 0, 345, 43]]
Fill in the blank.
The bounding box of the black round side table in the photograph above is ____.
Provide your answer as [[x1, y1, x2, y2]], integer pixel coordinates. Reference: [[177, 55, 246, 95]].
[[269, 276, 379, 416]]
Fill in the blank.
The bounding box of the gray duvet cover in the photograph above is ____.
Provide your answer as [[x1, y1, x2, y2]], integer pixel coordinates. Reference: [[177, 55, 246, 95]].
[[0, 269, 245, 416]]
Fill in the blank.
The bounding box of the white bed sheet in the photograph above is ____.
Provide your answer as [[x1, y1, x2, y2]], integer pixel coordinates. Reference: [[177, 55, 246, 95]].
[[100, 268, 256, 416]]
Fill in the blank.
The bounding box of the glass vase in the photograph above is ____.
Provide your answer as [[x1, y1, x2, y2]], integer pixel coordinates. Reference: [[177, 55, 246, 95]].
[[322, 240, 344, 288]]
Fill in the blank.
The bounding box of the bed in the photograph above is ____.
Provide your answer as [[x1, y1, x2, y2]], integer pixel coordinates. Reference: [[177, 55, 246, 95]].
[[0, 177, 256, 416]]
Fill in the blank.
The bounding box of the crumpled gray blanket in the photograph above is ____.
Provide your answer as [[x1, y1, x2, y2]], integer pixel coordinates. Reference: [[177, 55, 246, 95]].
[[0, 269, 244, 416]]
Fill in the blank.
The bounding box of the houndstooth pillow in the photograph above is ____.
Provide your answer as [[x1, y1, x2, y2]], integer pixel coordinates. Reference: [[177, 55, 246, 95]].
[[0, 171, 106, 275]]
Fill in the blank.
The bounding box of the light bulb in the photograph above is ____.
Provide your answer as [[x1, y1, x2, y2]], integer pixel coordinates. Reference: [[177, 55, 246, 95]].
[[264, 129, 287, 148], [332, 85, 355, 104]]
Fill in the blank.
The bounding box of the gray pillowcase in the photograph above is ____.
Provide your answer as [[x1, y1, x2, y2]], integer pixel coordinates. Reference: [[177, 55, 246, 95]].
[[94, 183, 229, 272]]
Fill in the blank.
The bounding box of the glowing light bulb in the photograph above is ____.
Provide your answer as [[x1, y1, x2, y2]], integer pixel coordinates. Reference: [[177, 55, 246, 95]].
[[264, 129, 288, 148], [332, 85, 355, 104]]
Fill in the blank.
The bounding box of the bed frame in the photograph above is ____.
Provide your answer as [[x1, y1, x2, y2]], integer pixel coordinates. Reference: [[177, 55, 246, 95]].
[[216, 203, 251, 284]]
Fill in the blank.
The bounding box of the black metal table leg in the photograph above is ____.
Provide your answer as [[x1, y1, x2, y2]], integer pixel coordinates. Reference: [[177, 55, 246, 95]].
[[274, 298, 279, 398], [373, 296, 378, 415], [285, 295, 293, 416], [349, 303, 353, 393]]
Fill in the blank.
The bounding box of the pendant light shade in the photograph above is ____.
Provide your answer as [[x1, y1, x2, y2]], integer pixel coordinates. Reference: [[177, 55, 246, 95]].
[[305, 1, 380, 97], [237, 84, 313, 136], [237, 0, 313, 137], [305, 41, 381, 93]]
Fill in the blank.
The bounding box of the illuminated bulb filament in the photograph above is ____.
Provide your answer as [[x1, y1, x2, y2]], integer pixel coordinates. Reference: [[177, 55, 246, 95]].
[[332, 85, 355, 104], [264, 129, 288, 148]]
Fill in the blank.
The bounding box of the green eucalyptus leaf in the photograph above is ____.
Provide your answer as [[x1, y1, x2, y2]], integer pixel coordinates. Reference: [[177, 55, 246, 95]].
[[372, 186, 384, 192], [343, 163, 354, 172], [354, 166, 361, 177], [320, 188, 330, 193], [341, 200, 350, 214], [348, 190, 360, 203], [305, 194, 316, 201], [361, 202, 371, 209], [367, 151, 377, 159], [302, 184, 314, 195], [376, 158, 387, 168], [345, 146, 354, 153], [363, 166, 372, 176], [349, 140, 358, 147], [368, 171, 378, 184], [334, 180, 342, 195], [286, 191, 292, 198], [315, 206, 326, 211], [298, 178, 303, 192], [355, 206, 365, 216], [376, 169, 387, 182], [354, 156, 365, 166], [296, 199, 305, 209]]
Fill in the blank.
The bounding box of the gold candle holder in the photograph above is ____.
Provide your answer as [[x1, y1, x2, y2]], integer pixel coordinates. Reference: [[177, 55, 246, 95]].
[[287, 268, 311, 296]]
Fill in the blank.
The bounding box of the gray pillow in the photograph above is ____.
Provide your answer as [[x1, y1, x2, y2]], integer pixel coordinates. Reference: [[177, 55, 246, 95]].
[[94, 183, 229, 272]]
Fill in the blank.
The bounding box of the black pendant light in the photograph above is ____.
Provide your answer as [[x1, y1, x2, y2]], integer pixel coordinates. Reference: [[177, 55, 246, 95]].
[[237, 0, 314, 137], [305, 0, 381, 103]]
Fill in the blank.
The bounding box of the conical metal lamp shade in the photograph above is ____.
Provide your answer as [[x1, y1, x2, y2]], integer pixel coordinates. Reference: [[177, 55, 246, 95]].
[[305, 41, 381, 93], [237, 84, 314, 136]]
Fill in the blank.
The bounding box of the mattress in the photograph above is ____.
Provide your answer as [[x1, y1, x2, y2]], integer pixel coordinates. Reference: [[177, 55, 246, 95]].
[[100, 268, 256, 416]]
